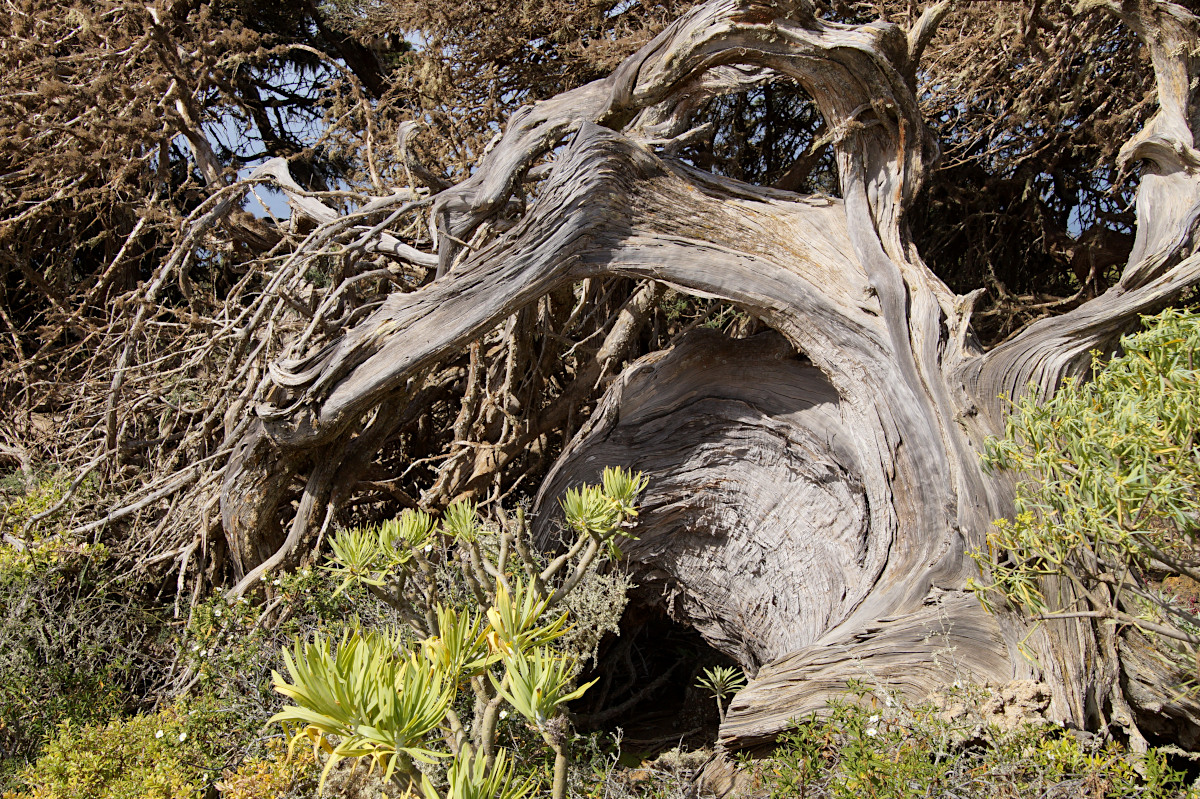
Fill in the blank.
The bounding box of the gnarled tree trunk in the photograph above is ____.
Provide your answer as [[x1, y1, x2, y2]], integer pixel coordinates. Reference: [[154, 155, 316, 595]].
[[217, 0, 1200, 749]]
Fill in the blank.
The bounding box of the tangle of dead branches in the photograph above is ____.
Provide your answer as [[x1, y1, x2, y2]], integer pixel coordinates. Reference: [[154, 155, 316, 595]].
[[0, 0, 1189, 612]]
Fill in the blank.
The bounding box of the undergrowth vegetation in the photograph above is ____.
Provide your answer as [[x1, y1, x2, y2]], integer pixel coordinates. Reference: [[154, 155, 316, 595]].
[[0, 469, 641, 798], [0, 480, 168, 778], [0, 476, 373, 794], [6, 702, 233, 799], [7, 673, 1196, 798], [267, 466, 644, 799], [553, 680, 1197, 799], [755, 682, 1193, 799], [4, 313, 1200, 797]]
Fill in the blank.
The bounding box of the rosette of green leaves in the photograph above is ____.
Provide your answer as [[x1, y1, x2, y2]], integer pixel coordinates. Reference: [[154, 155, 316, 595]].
[[421, 749, 536, 799], [442, 499, 481, 542], [484, 578, 569, 655], [601, 465, 648, 521], [561, 467, 646, 557], [695, 665, 747, 701], [560, 484, 614, 536], [696, 665, 747, 722], [490, 649, 595, 729], [326, 509, 436, 594], [379, 509, 437, 557], [422, 604, 497, 679], [270, 627, 452, 787], [326, 526, 386, 594]]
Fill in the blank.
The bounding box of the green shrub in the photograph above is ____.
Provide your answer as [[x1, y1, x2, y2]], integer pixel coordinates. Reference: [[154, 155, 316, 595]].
[[0, 479, 66, 538], [2, 550, 406, 798], [0, 471, 176, 780], [3, 704, 215, 799], [271, 467, 645, 799], [971, 308, 1200, 667], [0, 540, 165, 778], [761, 684, 1193, 799], [178, 565, 376, 755]]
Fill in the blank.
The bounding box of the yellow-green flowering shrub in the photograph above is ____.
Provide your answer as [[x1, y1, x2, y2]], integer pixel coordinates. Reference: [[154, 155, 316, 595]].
[[0, 540, 160, 776], [4, 705, 208, 799], [1, 477, 68, 541], [0, 472, 169, 778]]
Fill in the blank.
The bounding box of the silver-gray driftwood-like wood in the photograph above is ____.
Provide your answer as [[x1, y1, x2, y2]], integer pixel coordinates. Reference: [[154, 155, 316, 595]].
[[218, 0, 1200, 748]]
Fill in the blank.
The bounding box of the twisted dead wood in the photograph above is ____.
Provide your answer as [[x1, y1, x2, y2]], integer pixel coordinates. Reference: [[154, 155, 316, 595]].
[[215, 0, 1200, 747]]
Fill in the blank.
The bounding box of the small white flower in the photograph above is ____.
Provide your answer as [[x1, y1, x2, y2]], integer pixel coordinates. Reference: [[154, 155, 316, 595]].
[[423, 544, 433, 553], [499, 710, 509, 720], [865, 728, 878, 738], [178, 732, 188, 742], [868, 714, 880, 724], [155, 730, 164, 739], [885, 697, 895, 708], [260, 574, 268, 581], [213, 608, 222, 617], [272, 579, 281, 586]]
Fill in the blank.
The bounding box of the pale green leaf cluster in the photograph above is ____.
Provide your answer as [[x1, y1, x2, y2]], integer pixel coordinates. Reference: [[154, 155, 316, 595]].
[[270, 628, 452, 786], [326, 508, 438, 594], [380, 509, 437, 554], [695, 665, 747, 722], [485, 579, 568, 654], [492, 649, 596, 729], [271, 584, 589, 796], [442, 500, 480, 543], [421, 604, 494, 677], [271, 467, 647, 799], [561, 467, 647, 557], [422, 750, 535, 799], [695, 664, 747, 702]]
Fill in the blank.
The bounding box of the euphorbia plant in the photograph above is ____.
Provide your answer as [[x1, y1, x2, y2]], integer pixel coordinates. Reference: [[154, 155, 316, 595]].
[[695, 665, 747, 724], [270, 467, 646, 799]]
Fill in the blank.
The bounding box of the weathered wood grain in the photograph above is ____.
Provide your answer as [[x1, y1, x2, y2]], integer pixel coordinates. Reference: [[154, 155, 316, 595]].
[[535, 330, 874, 669]]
